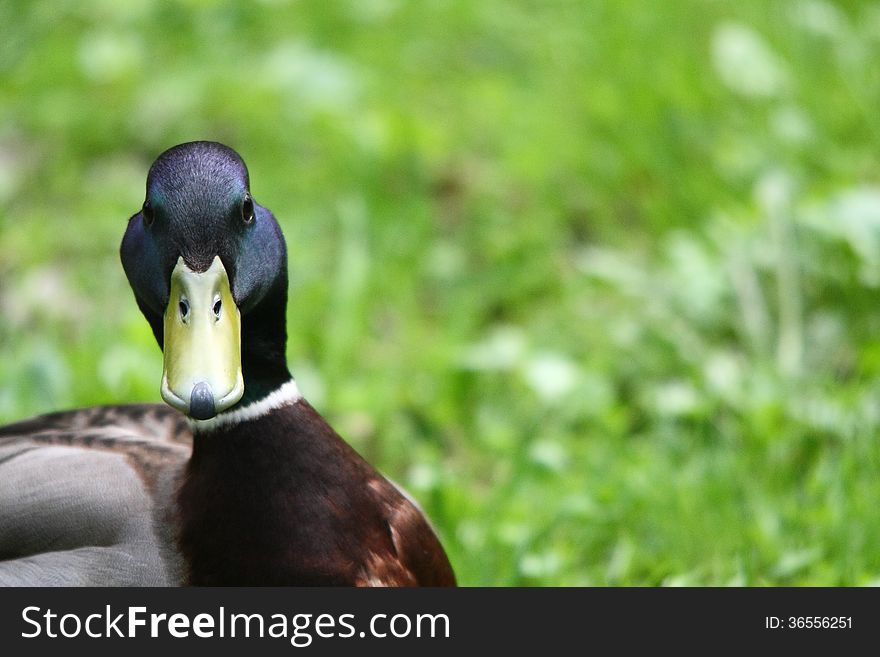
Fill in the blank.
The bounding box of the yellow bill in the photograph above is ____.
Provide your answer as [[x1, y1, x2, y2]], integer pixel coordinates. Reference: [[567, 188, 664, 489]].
[[161, 255, 244, 419]]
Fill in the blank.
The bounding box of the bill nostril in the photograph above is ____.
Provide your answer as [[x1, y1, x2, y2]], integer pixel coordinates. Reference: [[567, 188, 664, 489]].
[[189, 382, 216, 420], [179, 298, 190, 322]]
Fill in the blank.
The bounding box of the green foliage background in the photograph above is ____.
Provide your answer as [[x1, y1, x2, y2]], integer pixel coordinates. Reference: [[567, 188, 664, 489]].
[[3, 0, 880, 585]]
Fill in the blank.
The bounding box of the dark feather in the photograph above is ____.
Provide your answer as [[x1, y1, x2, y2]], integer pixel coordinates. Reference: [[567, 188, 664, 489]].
[[178, 400, 455, 586]]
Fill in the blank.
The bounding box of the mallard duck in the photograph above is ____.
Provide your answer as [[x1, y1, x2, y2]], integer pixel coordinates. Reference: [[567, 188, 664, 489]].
[[0, 141, 456, 586]]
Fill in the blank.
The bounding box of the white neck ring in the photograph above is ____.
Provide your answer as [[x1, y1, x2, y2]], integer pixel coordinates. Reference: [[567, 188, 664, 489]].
[[187, 379, 302, 433]]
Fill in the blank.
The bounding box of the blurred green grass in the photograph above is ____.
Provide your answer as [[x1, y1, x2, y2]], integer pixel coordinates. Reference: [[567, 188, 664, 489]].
[[4, 0, 880, 585]]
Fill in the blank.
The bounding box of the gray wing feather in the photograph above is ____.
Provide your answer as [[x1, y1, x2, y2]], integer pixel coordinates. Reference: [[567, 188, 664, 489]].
[[0, 405, 191, 586]]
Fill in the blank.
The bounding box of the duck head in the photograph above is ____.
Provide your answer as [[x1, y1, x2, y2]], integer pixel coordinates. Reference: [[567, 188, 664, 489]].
[[121, 141, 290, 420]]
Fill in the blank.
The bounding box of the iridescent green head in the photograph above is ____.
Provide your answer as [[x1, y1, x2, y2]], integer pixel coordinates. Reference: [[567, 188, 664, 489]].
[[121, 141, 291, 419]]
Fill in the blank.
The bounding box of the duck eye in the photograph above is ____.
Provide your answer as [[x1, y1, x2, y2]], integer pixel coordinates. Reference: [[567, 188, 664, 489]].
[[142, 200, 154, 226], [241, 193, 255, 224]]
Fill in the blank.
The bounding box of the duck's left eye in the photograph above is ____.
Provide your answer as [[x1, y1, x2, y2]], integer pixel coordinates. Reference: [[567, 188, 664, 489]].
[[142, 200, 154, 226], [242, 193, 255, 224]]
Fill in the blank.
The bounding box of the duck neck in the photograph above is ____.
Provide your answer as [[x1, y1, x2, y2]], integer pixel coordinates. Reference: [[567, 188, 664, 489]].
[[236, 276, 292, 408], [239, 347, 292, 407]]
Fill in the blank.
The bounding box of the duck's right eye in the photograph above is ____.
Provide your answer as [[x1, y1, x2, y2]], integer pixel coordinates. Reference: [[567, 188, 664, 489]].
[[142, 200, 154, 227], [241, 193, 255, 224]]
